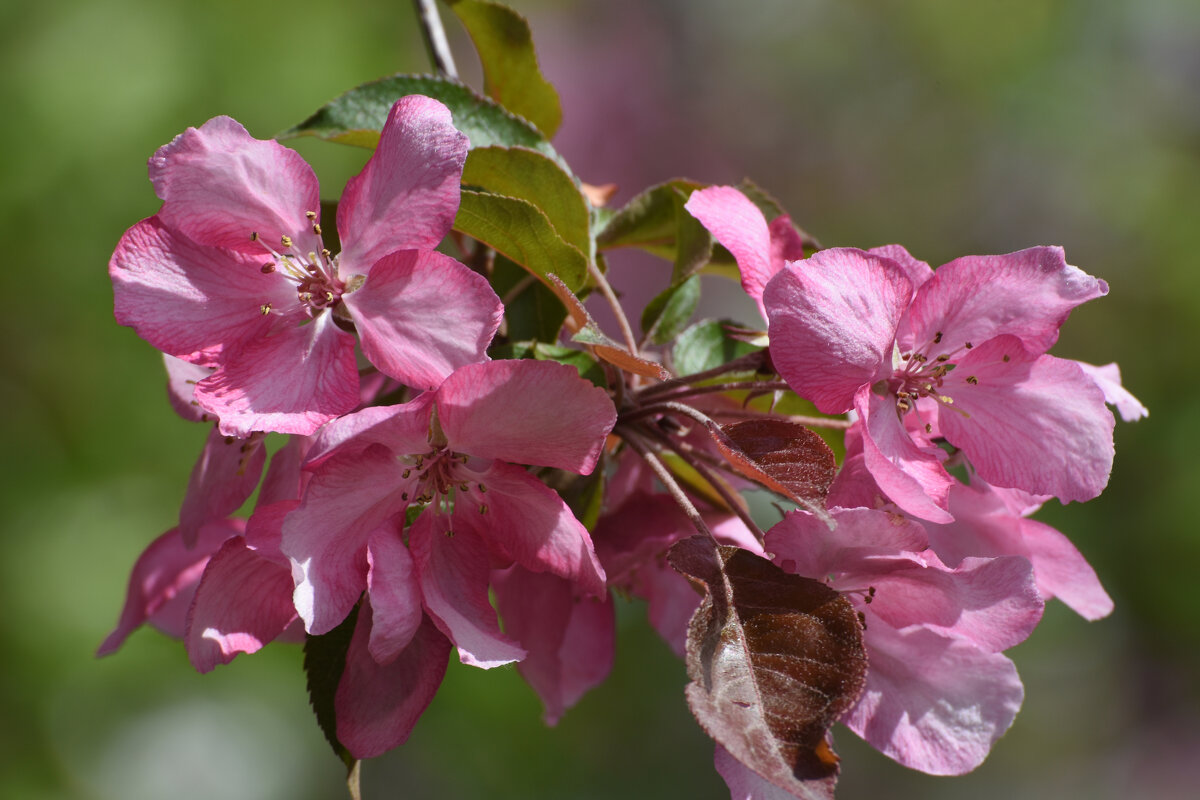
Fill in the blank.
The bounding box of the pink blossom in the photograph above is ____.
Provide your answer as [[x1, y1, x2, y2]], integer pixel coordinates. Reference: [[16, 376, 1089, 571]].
[[282, 360, 616, 669], [111, 96, 502, 437], [764, 245, 1115, 520], [766, 508, 1043, 774]]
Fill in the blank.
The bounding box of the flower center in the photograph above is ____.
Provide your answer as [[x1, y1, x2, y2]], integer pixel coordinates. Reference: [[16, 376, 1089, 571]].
[[251, 212, 346, 319], [886, 330, 974, 417], [403, 447, 490, 520]]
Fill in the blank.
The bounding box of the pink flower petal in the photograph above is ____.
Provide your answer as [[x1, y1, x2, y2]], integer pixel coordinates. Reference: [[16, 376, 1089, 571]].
[[856, 389, 954, 523], [343, 249, 501, 391], [765, 249, 911, 414], [163, 355, 214, 422], [243, 500, 297, 567], [437, 360, 616, 474], [1077, 361, 1148, 422], [940, 338, 1115, 502], [768, 216, 807, 267], [408, 511, 526, 668], [1018, 517, 1113, 620], [97, 520, 241, 656], [179, 426, 266, 546], [110, 217, 287, 367], [195, 312, 360, 437], [366, 524, 423, 664], [492, 566, 615, 725], [282, 444, 413, 635], [336, 96, 468, 273], [258, 437, 312, 506], [184, 537, 297, 672], [685, 186, 777, 317], [766, 507, 930, 578], [336, 602, 450, 759], [843, 624, 1024, 775], [149, 115, 320, 256], [461, 461, 607, 597], [303, 395, 434, 471], [714, 744, 808, 800], [904, 246, 1108, 356], [868, 244, 934, 291]]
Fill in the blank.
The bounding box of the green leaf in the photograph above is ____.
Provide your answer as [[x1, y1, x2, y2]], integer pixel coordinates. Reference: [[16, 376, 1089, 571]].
[[672, 319, 761, 378], [454, 189, 588, 291], [596, 178, 702, 252], [444, 0, 562, 138], [489, 255, 569, 343], [279, 73, 562, 165], [641, 275, 701, 346], [303, 604, 360, 771], [494, 340, 606, 388], [463, 146, 589, 254]]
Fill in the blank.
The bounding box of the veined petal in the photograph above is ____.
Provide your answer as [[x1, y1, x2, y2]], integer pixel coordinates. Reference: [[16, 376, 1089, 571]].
[[437, 360, 616, 473], [492, 566, 615, 725], [344, 250, 501, 391], [765, 249, 911, 414], [304, 396, 434, 471], [868, 244, 934, 291], [461, 461, 606, 597], [111, 217, 287, 366], [366, 524, 423, 664], [940, 337, 1114, 502], [843, 625, 1024, 775], [195, 312, 359, 437], [163, 355, 213, 422], [184, 537, 297, 672], [282, 444, 413, 635], [337, 96, 468, 273], [97, 520, 241, 656], [684, 186, 777, 317], [1076, 361, 1148, 422], [179, 427, 266, 547], [904, 246, 1108, 355], [336, 602, 450, 759], [857, 389, 954, 523], [150, 116, 320, 255], [409, 512, 526, 668], [766, 507, 930, 579]]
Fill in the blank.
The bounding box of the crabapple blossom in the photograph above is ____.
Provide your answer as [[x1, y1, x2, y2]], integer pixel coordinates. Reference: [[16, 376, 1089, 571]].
[[110, 96, 502, 437], [282, 359, 616, 669]]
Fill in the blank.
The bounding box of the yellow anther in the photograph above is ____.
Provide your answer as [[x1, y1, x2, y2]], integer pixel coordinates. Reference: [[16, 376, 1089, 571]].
[[280, 234, 293, 249], [260, 303, 272, 315], [936, 354, 950, 362], [479, 504, 488, 514], [305, 210, 317, 220], [933, 331, 943, 344], [966, 376, 978, 385], [250, 231, 259, 241], [312, 223, 322, 236], [964, 341, 974, 349], [260, 263, 275, 274], [1002, 354, 1010, 363]]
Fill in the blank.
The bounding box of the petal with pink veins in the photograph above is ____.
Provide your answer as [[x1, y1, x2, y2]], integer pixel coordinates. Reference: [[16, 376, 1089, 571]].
[[97, 520, 241, 656], [765, 250, 911, 414], [185, 537, 297, 672], [408, 512, 526, 668], [461, 461, 606, 597], [940, 337, 1114, 502], [714, 744, 808, 800], [344, 249, 502, 391], [685, 186, 777, 317], [111, 217, 288, 367], [195, 312, 360, 437], [336, 96, 468, 273], [336, 602, 450, 759], [904, 246, 1108, 355], [437, 360, 616, 474], [149, 116, 321, 256], [282, 444, 413, 635], [366, 523, 423, 664], [842, 624, 1024, 775], [304, 395, 434, 471], [1076, 361, 1148, 422]]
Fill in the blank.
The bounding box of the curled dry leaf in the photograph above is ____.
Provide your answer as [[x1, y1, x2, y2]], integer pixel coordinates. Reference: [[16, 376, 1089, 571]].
[[668, 536, 866, 799]]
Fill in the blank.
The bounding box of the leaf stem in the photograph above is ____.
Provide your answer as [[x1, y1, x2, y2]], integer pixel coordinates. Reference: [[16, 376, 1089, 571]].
[[412, 0, 458, 78], [619, 427, 714, 540], [641, 380, 795, 405], [588, 260, 641, 357], [637, 350, 767, 400]]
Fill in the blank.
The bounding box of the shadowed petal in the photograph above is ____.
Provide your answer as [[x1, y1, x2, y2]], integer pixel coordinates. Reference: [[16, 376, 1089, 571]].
[[366, 523, 423, 664], [685, 186, 777, 317], [856, 389, 954, 523], [336, 602, 451, 759], [179, 427, 266, 546]]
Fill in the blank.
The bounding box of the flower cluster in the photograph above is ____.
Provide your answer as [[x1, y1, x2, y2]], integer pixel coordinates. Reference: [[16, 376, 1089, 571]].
[[101, 44, 1143, 799]]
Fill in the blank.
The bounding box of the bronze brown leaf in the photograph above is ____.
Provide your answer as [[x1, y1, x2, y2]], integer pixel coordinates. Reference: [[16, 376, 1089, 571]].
[[668, 536, 867, 799]]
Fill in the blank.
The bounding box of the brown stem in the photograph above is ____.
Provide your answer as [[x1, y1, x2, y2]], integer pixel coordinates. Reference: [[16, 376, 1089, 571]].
[[412, 0, 458, 78], [619, 427, 714, 540], [588, 260, 640, 357]]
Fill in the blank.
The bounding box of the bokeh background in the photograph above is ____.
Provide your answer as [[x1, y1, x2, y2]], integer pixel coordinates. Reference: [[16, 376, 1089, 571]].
[[2, 0, 1197, 798]]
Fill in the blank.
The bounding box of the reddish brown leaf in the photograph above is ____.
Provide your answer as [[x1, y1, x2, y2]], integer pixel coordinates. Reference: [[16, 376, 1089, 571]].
[[668, 536, 866, 799], [708, 419, 836, 508]]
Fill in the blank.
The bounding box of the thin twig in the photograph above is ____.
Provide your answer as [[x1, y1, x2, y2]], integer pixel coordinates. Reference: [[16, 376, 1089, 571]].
[[619, 427, 714, 540], [619, 399, 721, 428], [500, 272, 538, 308], [644, 380, 794, 405], [706, 408, 853, 430], [412, 0, 458, 77], [588, 260, 640, 357], [635, 350, 768, 400]]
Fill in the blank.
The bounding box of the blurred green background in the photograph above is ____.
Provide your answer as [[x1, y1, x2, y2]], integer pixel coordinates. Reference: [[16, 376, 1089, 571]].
[[2, 0, 1196, 797]]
